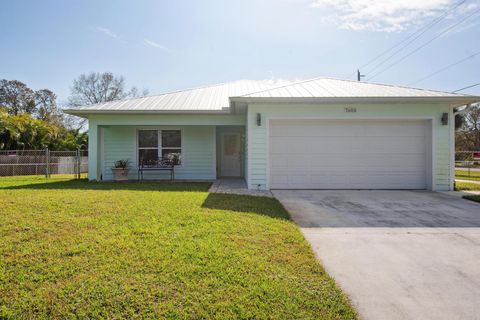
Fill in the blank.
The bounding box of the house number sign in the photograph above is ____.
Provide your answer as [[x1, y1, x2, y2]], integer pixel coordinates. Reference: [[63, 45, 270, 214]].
[[345, 107, 357, 113]]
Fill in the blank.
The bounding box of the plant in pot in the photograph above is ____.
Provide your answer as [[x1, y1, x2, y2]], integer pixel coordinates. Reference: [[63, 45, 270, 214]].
[[111, 159, 130, 181], [167, 153, 181, 166]]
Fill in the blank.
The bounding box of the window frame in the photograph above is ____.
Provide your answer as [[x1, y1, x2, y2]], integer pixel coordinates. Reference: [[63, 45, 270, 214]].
[[136, 128, 183, 168]]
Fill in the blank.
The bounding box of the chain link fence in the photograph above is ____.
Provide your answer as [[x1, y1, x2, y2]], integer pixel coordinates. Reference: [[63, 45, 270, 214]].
[[455, 151, 480, 168], [0, 149, 88, 179], [455, 151, 480, 180]]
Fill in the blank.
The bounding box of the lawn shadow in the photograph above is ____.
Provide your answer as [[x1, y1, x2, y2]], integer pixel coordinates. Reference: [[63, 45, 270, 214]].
[[201, 193, 291, 220], [0, 179, 211, 192]]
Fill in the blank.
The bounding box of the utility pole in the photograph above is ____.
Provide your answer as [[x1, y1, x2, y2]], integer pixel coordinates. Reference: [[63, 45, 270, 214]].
[[357, 69, 366, 81]]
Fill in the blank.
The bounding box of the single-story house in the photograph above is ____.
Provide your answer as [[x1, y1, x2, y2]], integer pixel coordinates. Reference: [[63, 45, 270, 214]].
[[65, 78, 480, 191]]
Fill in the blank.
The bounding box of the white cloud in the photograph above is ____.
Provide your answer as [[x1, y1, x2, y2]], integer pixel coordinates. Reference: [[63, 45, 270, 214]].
[[311, 0, 472, 32], [143, 39, 170, 52], [95, 27, 119, 39]]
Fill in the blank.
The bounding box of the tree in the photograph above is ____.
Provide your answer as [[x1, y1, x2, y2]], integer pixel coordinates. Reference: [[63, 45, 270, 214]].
[[34, 89, 60, 122], [67, 72, 148, 107], [0, 108, 20, 149], [0, 74, 147, 150], [0, 80, 36, 115], [455, 104, 480, 151], [0, 110, 57, 150], [0, 108, 87, 151], [0, 80, 62, 125], [54, 129, 88, 151]]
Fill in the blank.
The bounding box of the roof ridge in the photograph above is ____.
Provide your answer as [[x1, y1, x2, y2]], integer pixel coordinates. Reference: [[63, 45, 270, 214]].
[[239, 76, 469, 98], [148, 79, 272, 97], [72, 79, 263, 109], [319, 76, 469, 97], [238, 76, 324, 97], [112, 81, 237, 103], [76, 79, 298, 109], [131, 79, 291, 100]]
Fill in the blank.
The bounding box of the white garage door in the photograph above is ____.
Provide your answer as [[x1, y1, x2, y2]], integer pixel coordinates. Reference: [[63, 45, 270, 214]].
[[269, 119, 430, 189]]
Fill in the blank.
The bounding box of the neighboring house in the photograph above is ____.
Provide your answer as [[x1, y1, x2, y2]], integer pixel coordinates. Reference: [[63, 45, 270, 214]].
[[65, 78, 480, 191]]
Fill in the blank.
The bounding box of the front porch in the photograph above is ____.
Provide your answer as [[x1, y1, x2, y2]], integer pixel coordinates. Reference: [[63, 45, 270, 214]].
[[89, 122, 247, 183]]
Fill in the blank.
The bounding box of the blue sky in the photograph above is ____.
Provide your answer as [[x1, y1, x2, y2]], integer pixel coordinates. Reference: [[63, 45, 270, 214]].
[[1, 0, 479, 105]]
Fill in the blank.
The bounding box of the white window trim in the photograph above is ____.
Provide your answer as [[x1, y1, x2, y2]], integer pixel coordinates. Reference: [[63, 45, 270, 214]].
[[136, 128, 183, 168]]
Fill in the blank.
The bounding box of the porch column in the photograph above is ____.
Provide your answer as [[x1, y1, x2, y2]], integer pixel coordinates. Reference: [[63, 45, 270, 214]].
[[88, 121, 100, 181]]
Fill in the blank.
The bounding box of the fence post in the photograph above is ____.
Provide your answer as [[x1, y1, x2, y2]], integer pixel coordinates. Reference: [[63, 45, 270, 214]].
[[76, 149, 80, 179], [469, 151, 473, 177], [45, 148, 50, 179], [13, 153, 17, 176]]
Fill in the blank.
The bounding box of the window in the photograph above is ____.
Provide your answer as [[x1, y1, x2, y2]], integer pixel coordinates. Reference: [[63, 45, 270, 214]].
[[138, 129, 182, 166]]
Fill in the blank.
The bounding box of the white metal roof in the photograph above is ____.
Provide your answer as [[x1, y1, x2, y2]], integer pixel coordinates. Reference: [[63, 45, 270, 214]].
[[239, 77, 469, 98], [65, 77, 479, 115], [65, 80, 292, 114]]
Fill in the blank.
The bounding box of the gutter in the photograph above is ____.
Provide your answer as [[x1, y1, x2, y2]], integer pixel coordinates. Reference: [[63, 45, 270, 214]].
[[230, 96, 480, 107], [63, 108, 233, 117], [65, 97, 480, 117]]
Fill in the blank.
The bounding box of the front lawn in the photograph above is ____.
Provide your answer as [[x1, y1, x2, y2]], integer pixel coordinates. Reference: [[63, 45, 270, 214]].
[[0, 176, 356, 319], [455, 169, 480, 181], [455, 181, 480, 191], [463, 195, 480, 203]]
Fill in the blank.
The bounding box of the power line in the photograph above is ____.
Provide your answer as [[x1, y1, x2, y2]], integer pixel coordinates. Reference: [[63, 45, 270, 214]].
[[367, 6, 480, 81], [408, 50, 480, 85], [362, 0, 468, 77], [453, 82, 480, 92], [345, 0, 467, 79]]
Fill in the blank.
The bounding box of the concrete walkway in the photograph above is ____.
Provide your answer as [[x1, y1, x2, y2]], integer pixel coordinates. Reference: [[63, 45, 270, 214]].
[[209, 179, 272, 197], [273, 190, 480, 320]]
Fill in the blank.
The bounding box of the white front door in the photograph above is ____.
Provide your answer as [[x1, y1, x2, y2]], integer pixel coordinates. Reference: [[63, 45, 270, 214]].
[[221, 132, 241, 177]]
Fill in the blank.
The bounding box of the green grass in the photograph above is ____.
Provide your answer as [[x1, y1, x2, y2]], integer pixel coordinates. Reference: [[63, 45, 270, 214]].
[[455, 169, 480, 181], [455, 181, 480, 191], [0, 176, 356, 319], [463, 195, 480, 203]]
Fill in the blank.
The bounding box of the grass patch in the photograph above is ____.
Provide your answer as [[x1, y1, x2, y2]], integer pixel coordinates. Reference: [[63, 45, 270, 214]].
[[455, 181, 480, 191], [463, 195, 480, 203], [0, 176, 356, 319], [455, 170, 480, 181]]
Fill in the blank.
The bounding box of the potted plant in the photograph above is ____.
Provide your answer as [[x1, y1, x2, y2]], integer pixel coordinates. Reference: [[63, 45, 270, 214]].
[[167, 153, 181, 166], [111, 159, 130, 181]]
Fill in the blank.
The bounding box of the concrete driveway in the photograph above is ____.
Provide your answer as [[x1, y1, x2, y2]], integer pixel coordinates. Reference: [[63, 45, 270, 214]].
[[273, 190, 480, 320]]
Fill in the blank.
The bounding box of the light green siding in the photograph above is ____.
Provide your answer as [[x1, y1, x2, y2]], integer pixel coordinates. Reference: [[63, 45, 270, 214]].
[[247, 103, 453, 191], [87, 113, 244, 181], [87, 103, 454, 190], [87, 120, 100, 180], [100, 125, 216, 181]]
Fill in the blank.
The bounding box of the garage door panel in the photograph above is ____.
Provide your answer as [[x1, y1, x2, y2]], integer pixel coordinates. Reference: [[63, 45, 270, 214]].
[[271, 154, 425, 171], [269, 119, 429, 189], [270, 120, 427, 137], [271, 137, 426, 154], [271, 168, 426, 177], [271, 173, 426, 189], [269, 175, 427, 189]]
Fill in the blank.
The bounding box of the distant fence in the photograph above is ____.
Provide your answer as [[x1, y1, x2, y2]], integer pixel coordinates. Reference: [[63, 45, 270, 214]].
[[455, 151, 480, 168], [0, 149, 88, 179]]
